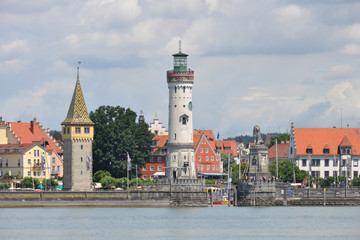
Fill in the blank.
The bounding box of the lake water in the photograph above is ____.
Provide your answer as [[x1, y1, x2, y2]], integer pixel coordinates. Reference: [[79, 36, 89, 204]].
[[1, 206, 359, 239]]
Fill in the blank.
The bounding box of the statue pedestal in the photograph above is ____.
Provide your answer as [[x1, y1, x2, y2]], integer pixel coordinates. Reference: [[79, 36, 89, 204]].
[[249, 144, 271, 181]]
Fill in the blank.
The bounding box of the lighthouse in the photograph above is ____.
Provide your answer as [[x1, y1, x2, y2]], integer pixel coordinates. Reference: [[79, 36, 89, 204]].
[[166, 42, 197, 180]]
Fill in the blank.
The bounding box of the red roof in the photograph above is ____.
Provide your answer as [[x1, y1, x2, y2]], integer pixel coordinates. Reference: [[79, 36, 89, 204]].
[[268, 143, 289, 159], [295, 128, 360, 156], [9, 120, 62, 154], [194, 130, 216, 141]]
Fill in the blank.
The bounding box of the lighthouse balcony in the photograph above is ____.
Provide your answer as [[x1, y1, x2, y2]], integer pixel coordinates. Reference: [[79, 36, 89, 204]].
[[167, 70, 194, 77], [167, 70, 194, 83]]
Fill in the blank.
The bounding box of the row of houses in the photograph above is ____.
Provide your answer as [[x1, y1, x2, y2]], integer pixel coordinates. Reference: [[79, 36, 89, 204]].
[[141, 116, 238, 180], [0, 117, 63, 183]]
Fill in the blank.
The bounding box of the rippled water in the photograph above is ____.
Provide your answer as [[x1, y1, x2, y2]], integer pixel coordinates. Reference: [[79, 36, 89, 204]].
[[1, 206, 359, 239]]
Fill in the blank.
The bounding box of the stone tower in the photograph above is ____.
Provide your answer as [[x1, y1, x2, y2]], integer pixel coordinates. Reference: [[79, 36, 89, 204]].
[[166, 43, 197, 180], [62, 67, 94, 191]]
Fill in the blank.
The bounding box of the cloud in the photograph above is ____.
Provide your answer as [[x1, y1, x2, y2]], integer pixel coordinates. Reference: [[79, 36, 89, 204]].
[[343, 23, 360, 41], [0, 40, 30, 60], [340, 43, 360, 55], [78, 0, 142, 28], [326, 65, 356, 79], [272, 5, 312, 37]]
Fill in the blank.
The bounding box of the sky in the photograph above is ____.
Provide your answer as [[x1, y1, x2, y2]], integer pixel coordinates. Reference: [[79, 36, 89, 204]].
[[1, 0, 360, 139]]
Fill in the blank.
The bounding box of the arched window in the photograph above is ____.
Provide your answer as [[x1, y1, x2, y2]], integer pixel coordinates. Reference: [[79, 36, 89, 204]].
[[180, 114, 189, 125]]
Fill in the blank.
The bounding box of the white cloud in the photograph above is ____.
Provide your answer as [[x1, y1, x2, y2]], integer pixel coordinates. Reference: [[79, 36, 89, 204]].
[[78, 0, 142, 27], [327, 65, 355, 79], [340, 43, 360, 55], [343, 23, 360, 41], [272, 5, 312, 37], [0, 40, 30, 59]]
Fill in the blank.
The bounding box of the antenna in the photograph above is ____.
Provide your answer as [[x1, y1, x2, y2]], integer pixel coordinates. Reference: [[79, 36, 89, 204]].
[[179, 40, 181, 52], [77, 61, 81, 79]]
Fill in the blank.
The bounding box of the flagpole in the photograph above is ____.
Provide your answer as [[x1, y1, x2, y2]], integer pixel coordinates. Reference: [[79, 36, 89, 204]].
[[127, 163, 129, 199], [127, 152, 129, 199], [136, 164, 138, 188]]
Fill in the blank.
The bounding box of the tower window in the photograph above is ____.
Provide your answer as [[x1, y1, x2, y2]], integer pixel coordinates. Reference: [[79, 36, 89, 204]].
[[67, 128, 70, 134], [81, 157, 83, 162], [180, 114, 189, 125], [183, 86, 185, 93], [174, 133, 176, 140], [75, 127, 81, 134], [81, 145, 83, 150], [63, 128, 66, 134], [84, 127, 90, 134], [175, 87, 177, 93]]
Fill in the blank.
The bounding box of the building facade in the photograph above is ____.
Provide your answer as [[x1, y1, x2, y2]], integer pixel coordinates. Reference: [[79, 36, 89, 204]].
[[289, 123, 360, 180], [62, 67, 94, 191], [0, 144, 50, 180], [0, 117, 63, 179]]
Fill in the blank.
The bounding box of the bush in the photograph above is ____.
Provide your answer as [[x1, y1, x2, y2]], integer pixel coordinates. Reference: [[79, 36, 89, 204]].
[[100, 176, 116, 189], [42, 178, 59, 189], [0, 183, 10, 189], [352, 177, 360, 186], [20, 177, 40, 188], [93, 170, 112, 182]]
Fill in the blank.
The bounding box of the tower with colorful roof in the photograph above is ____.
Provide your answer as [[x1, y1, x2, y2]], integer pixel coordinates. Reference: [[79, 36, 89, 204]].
[[166, 42, 197, 179], [62, 67, 94, 191]]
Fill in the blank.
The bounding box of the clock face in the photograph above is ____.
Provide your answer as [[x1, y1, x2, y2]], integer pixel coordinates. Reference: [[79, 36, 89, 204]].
[[188, 101, 192, 111]]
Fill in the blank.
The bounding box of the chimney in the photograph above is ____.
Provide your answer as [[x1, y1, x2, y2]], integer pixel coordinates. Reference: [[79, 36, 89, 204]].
[[30, 121, 35, 134]]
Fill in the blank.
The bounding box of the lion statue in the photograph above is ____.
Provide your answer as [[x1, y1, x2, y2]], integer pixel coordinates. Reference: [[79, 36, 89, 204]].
[[253, 125, 263, 145]]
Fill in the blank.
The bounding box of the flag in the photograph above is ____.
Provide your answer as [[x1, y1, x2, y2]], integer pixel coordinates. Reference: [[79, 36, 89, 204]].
[[127, 152, 132, 171], [41, 154, 45, 171], [86, 155, 91, 171], [217, 132, 220, 140]]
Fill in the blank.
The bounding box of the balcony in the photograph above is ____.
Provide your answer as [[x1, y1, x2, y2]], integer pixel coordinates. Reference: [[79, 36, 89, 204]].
[[167, 70, 194, 83]]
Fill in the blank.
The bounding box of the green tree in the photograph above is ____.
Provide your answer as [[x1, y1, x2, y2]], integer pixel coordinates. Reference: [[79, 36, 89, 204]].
[[221, 153, 236, 174], [93, 170, 112, 182], [42, 178, 59, 189], [268, 133, 290, 148], [269, 160, 307, 183], [352, 177, 360, 186], [230, 162, 248, 185], [20, 177, 40, 188], [90, 105, 153, 178], [100, 176, 117, 189]]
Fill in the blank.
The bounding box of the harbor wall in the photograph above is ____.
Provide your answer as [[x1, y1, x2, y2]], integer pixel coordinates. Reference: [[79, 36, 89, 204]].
[[237, 180, 360, 206], [0, 191, 208, 207]]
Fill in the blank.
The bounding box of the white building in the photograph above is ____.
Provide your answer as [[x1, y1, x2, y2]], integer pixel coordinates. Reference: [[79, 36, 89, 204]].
[[289, 123, 360, 180]]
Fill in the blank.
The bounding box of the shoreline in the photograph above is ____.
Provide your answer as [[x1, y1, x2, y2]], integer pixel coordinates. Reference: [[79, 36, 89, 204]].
[[0, 200, 171, 208]]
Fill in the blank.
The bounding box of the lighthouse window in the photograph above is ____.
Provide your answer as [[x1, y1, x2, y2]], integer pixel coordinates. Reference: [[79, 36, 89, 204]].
[[180, 114, 189, 125], [182, 117, 187, 125]]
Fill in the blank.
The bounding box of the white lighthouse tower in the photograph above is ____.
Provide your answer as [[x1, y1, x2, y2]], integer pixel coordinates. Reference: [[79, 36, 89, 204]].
[[166, 42, 197, 180]]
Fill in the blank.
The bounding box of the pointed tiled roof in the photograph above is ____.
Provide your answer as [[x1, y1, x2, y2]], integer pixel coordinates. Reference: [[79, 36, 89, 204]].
[[339, 135, 352, 146], [62, 71, 93, 125]]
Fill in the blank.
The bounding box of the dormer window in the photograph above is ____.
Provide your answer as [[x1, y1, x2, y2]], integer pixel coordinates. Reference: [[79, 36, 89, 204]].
[[323, 148, 329, 154], [306, 144, 313, 154]]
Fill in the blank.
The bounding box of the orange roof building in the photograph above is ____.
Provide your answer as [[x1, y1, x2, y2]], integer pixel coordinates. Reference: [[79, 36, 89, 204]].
[[289, 122, 360, 179], [0, 117, 63, 179]]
